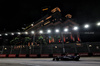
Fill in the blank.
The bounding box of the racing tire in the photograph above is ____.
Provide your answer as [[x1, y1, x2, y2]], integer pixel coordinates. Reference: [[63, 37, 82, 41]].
[[74, 56, 80, 61], [74, 57, 80, 61], [56, 58, 59, 61], [53, 58, 55, 61], [74, 58, 79, 61]]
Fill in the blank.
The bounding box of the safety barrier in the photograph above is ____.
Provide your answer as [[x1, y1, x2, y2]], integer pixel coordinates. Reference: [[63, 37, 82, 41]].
[[19, 54, 26, 57], [53, 54, 61, 57], [0, 54, 6, 58], [79, 53, 88, 56], [93, 52, 100, 56], [67, 53, 75, 56], [40, 54, 49, 57], [8, 54, 16, 58], [29, 54, 37, 57], [0, 53, 100, 58]]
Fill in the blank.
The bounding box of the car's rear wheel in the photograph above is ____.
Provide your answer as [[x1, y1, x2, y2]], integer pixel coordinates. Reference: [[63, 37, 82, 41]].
[[56, 58, 59, 61], [75, 58, 79, 61], [74, 57, 80, 61]]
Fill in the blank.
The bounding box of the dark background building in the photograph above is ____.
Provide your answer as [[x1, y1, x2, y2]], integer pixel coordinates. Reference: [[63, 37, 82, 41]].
[[0, 1, 100, 46]]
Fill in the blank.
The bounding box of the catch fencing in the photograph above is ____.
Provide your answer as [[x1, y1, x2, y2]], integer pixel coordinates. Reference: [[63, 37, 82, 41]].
[[0, 42, 100, 56]]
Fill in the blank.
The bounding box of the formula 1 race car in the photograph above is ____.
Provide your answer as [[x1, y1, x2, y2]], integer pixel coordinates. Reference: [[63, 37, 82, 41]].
[[53, 54, 80, 61]]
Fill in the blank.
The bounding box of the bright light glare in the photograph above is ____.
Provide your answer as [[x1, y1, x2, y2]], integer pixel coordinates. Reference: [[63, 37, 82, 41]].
[[4, 48, 7, 50], [0, 34, 2, 36], [84, 24, 90, 28], [11, 33, 14, 35], [89, 45, 92, 47], [18, 32, 21, 35], [31, 24, 33, 26], [39, 30, 43, 34], [25, 32, 28, 34], [97, 22, 100, 26], [31, 31, 34, 34], [64, 28, 68, 32], [73, 26, 78, 30], [47, 30, 51, 33], [5, 33, 8, 36], [22, 27, 25, 30], [55, 29, 59, 33]]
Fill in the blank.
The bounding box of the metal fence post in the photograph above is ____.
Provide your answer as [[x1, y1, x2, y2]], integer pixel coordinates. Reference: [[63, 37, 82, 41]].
[[86, 43, 91, 53], [1, 46, 4, 54], [61, 32, 65, 53], [74, 43, 77, 53], [29, 46, 31, 54], [33, 45, 34, 54], [10, 45, 13, 54], [40, 44, 42, 54], [51, 44, 53, 54], [19, 46, 22, 54]]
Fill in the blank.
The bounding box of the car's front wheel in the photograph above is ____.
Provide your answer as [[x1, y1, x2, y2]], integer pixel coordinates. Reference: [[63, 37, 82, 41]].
[[74, 56, 80, 61], [53, 58, 55, 61]]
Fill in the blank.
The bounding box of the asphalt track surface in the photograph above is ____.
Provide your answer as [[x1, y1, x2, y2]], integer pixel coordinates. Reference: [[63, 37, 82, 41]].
[[0, 57, 100, 66]]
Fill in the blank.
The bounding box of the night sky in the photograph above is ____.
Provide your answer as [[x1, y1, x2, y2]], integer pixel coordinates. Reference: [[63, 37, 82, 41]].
[[0, 0, 100, 32], [0, 0, 100, 42]]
